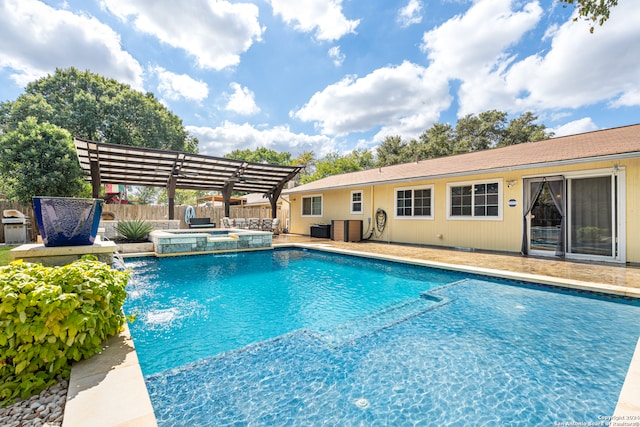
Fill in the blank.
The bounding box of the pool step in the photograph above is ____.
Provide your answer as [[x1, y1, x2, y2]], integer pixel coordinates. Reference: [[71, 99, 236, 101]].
[[315, 292, 450, 347]]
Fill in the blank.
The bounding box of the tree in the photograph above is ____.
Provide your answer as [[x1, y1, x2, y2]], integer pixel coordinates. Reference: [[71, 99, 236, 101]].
[[292, 150, 316, 175], [375, 136, 410, 167], [301, 149, 374, 184], [499, 112, 553, 147], [156, 189, 199, 206], [454, 110, 508, 153], [128, 186, 161, 205], [560, 0, 619, 33], [374, 111, 552, 167], [1, 67, 197, 152], [225, 147, 292, 165], [0, 118, 87, 203], [418, 123, 456, 159]]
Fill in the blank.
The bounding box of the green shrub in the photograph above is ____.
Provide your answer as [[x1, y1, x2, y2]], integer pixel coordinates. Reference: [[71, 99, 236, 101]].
[[0, 246, 16, 267], [0, 256, 129, 405], [114, 219, 154, 241]]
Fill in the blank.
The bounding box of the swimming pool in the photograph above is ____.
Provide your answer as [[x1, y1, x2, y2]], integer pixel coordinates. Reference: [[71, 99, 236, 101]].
[[124, 248, 640, 426]]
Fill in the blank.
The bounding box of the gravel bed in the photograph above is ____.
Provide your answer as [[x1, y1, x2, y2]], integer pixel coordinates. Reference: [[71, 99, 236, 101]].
[[0, 379, 68, 427]]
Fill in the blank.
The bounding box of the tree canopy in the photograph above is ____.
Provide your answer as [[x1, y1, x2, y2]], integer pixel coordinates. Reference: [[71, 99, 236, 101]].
[[375, 111, 552, 167], [0, 67, 197, 152], [225, 147, 292, 165], [0, 118, 88, 203], [301, 149, 374, 184], [560, 0, 619, 33]]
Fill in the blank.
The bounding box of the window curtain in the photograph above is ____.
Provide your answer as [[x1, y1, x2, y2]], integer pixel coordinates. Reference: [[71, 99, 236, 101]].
[[546, 179, 566, 257], [521, 179, 544, 255]]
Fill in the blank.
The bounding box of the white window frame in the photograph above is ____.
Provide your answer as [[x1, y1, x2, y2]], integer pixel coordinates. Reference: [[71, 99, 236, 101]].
[[446, 179, 503, 221], [394, 185, 434, 220], [350, 190, 363, 214], [301, 194, 323, 217]]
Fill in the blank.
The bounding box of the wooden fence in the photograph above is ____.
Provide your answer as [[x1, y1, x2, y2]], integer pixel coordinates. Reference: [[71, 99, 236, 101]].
[[0, 201, 288, 244]]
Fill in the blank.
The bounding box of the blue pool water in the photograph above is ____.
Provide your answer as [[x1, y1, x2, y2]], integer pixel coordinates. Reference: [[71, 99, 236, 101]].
[[124, 249, 640, 426]]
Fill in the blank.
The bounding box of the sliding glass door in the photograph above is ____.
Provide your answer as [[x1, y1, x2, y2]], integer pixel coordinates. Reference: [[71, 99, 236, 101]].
[[524, 170, 622, 262], [568, 176, 614, 257]]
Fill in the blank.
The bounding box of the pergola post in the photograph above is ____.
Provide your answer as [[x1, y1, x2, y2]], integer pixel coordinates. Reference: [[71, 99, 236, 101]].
[[222, 182, 233, 218], [90, 160, 101, 198], [268, 183, 286, 218], [167, 176, 177, 220]]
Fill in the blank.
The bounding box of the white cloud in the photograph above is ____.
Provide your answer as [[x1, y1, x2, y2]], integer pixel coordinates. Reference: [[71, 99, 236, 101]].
[[0, 0, 143, 90], [397, 0, 423, 28], [224, 83, 260, 115], [420, 0, 640, 118], [153, 67, 208, 102], [328, 46, 345, 67], [551, 118, 599, 137], [102, 0, 263, 70], [292, 61, 451, 141], [611, 89, 640, 108], [501, 1, 640, 111], [268, 0, 359, 41], [421, 0, 542, 80], [187, 122, 334, 157]]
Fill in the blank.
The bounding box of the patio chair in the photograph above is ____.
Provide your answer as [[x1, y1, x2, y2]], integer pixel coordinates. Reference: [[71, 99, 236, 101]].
[[272, 218, 280, 235], [261, 218, 273, 231], [221, 217, 232, 228], [248, 218, 260, 230], [235, 218, 247, 229]]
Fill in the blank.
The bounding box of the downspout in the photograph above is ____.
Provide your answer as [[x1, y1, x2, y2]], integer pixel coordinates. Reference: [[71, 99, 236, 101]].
[[370, 186, 374, 240]]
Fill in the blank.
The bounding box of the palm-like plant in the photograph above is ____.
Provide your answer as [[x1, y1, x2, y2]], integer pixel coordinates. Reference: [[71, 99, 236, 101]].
[[114, 219, 154, 242]]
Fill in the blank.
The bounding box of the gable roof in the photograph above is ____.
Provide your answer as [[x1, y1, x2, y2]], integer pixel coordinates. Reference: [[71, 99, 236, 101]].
[[286, 124, 640, 194]]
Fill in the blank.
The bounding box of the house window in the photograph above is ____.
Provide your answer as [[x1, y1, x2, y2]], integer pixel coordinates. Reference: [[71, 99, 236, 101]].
[[448, 180, 501, 219], [302, 195, 322, 216], [395, 186, 433, 218], [350, 191, 363, 214]]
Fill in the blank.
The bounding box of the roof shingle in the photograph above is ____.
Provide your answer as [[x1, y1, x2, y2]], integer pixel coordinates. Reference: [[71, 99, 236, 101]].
[[287, 124, 640, 193]]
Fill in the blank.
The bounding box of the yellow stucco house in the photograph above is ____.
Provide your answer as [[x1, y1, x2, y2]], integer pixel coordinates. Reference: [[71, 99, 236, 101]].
[[286, 124, 640, 265]]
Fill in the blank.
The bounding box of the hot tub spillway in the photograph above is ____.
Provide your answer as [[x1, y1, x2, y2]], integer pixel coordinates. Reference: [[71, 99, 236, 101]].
[[149, 229, 273, 255]]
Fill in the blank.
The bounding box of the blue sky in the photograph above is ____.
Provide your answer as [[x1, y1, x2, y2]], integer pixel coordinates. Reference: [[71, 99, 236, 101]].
[[1, 0, 639, 158]]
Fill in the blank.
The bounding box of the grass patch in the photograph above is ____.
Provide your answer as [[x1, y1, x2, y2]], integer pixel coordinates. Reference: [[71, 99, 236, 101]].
[[0, 246, 16, 266]]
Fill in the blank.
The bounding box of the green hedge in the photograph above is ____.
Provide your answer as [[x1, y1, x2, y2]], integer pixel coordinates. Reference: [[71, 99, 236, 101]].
[[0, 256, 129, 405]]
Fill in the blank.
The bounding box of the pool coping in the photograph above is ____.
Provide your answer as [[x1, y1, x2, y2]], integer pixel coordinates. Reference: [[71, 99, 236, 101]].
[[62, 323, 157, 427], [62, 242, 640, 426]]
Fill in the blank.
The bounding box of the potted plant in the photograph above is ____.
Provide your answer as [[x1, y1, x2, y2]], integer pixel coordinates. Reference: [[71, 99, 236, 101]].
[[32, 197, 103, 247], [114, 219, 154, 242], [113, 219, 155, 254]]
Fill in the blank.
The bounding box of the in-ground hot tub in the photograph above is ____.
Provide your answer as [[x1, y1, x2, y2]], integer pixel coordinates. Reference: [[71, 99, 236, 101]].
[[149, 228, 273, 255]]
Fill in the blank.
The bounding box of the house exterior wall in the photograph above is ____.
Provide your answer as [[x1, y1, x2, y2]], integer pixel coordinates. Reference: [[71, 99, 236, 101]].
[[625, 158, 640, 263], [289, 157, 640, 263]]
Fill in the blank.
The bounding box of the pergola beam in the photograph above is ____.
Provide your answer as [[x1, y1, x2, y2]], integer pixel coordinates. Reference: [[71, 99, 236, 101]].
[[74, 138, 302, 220]]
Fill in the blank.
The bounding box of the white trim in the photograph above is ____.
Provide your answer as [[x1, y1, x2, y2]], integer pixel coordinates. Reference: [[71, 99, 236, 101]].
[[301, 194, 323, 217], [446, 179, 503, 221], [350, 190, 364, 215], [393, 184, 434, 220]]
